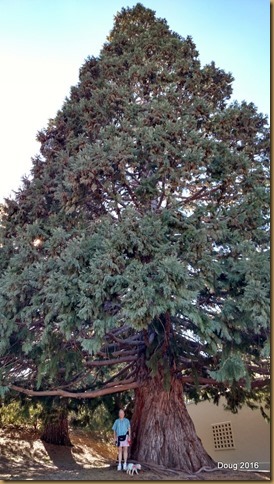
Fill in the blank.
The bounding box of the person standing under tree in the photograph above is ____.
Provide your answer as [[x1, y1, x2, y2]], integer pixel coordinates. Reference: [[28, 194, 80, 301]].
[[112, 409, 131, 471]]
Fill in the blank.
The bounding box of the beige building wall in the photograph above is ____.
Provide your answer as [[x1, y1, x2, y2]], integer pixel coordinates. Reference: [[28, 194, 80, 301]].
[[187, 397, 270, 471]]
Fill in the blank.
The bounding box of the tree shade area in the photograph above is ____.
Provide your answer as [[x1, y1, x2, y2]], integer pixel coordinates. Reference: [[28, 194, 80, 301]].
[[0, 3, 270, 472]]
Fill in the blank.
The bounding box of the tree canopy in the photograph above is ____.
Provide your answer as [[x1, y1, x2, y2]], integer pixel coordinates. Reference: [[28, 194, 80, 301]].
[[0, 3, 270, 412]]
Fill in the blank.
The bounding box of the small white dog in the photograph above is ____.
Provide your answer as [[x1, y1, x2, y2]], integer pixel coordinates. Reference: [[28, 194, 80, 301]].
[[126, 463, 141, 475]]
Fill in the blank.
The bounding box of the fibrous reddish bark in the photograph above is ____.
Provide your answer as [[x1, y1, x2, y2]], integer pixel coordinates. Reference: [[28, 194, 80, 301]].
[[40, 411, 72, 446], [130, 372, 216, 473]]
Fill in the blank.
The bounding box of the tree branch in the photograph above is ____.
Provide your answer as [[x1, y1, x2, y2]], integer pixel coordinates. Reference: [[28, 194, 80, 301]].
[[85, 355, 137, 367], [107, 333, 144, 347], [181, 375, 270, 389], [104, 377, 136, 388], [9, 381, 140, 399], [97, 348, 138, 358], [100, 361, 136, 386]]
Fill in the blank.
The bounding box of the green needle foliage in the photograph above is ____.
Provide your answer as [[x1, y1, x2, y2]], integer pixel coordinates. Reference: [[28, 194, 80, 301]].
[[0, 4, 270, 412]]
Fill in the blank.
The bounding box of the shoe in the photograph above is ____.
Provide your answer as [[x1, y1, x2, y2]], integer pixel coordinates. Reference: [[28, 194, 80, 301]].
[[123, 463, 127, 471], [117, 464, 122, 471]]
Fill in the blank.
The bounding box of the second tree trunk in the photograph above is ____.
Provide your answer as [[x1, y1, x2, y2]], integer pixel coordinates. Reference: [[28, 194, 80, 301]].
[[40, 403, 72, 446]]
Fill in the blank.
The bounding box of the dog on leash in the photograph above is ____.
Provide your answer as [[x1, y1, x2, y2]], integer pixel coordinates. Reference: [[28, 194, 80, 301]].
[[126, 463, 141, 475]]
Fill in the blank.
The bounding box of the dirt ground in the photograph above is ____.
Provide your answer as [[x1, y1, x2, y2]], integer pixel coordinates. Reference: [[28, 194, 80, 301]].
[[0, 427, 270, 481]]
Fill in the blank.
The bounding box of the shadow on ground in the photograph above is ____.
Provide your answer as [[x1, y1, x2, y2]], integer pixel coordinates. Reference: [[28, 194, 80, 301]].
[[0, 427, 270, 481], [41, 442, 83, 470]]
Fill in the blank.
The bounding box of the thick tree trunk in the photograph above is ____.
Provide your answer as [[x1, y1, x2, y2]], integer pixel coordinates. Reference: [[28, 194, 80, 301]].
[[40, 409, 72, 446], [130, 372, 215, 473]]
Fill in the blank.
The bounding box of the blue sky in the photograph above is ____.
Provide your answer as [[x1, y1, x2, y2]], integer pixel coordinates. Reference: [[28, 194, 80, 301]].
[[0, 0, 270, 202]]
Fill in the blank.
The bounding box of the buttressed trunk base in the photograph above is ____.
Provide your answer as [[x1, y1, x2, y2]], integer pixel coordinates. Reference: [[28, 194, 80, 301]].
[[131, 373, 215, 473]]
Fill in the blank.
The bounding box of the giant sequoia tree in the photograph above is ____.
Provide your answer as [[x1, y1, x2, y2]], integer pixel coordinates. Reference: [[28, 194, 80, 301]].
[[0, 4, 270, 472]]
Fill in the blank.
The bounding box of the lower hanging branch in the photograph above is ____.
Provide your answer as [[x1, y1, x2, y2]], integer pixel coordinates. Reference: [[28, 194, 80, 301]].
[[7, 372, 269, 400], [181, 375, 270, 389], [9, 381, 140, 398]]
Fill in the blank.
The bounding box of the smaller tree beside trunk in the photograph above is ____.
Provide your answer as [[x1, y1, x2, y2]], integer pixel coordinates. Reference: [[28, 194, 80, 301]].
[[40, 398, 72, 446]]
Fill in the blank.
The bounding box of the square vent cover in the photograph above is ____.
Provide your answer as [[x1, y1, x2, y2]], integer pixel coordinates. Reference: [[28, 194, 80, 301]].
[[212, 421, 235, 450]]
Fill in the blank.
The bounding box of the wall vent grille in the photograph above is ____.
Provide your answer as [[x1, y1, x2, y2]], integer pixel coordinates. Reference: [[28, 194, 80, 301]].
[[212, 421, 235, 450]]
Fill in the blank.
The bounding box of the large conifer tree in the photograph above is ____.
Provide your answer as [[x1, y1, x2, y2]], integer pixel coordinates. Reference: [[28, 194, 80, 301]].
[[0, 4, 269, 472]]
